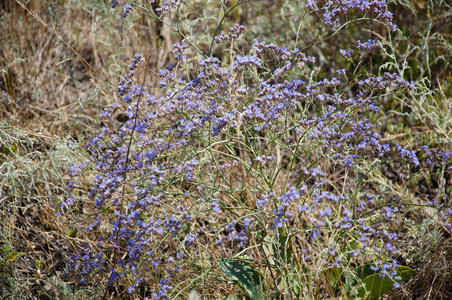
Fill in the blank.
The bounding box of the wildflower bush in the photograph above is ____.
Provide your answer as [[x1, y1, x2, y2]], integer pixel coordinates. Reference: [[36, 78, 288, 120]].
[[57, 0, 452, 299]]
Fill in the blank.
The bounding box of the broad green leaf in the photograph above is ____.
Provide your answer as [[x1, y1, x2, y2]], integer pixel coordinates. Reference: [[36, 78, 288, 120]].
[[356, 266, 416, 300], [220, 259, 265, 300], [354, 264, 379, 279]]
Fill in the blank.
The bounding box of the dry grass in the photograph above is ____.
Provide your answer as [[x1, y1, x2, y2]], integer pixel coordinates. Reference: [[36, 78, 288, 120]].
[[0, 0, 141, 298]]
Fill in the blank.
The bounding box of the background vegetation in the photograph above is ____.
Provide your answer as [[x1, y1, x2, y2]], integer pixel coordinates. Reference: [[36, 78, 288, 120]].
[[0, 0, 451, 299]]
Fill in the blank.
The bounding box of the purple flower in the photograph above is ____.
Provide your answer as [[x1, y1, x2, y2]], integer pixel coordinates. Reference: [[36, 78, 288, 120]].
[[319, 207, 332, 217], [185, 233, 198, 247], [122, 4, 132, 18]]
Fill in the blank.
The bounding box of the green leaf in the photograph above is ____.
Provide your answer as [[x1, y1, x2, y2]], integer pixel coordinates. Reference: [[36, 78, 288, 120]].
[[66, 228, 77, 238], [10, 144, 18, 153], [1, 144, 17, 156], [356, 266, 416, 300], [354, 264, 379, 279], [219, 259, 265, 300]]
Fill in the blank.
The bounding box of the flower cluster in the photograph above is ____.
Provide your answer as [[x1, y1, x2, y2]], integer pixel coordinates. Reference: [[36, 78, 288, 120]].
[[111, 0, 178, 18], [122, 4, 132, 18], [61, 1, 444, 298], [308, 0, 397, 31], [215, 24, 247, 43]]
